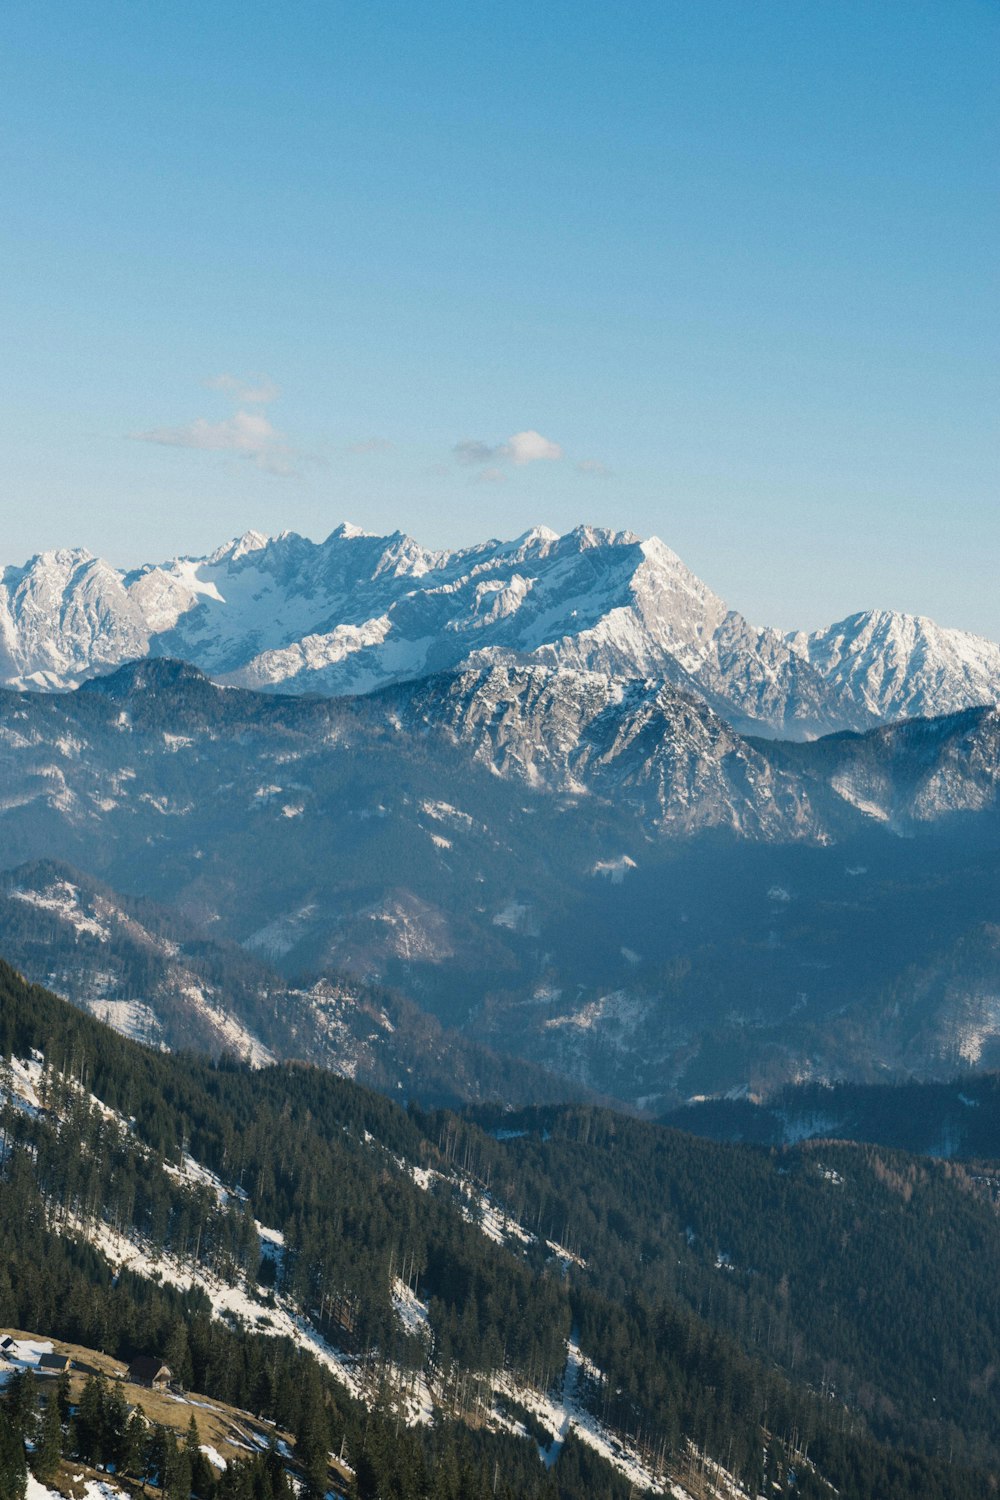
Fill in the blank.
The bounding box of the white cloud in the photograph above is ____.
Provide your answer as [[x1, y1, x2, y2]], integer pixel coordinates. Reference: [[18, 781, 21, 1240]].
[[473, 466, 507, 485], [453, 429, 563, 470], [345, 437, 394, 455], [133, 374, 298, 475], [135, 411, 296, 475], [505, 429, 563, 465], [576, 458, 612, 477], [204, 373, 280, 405]]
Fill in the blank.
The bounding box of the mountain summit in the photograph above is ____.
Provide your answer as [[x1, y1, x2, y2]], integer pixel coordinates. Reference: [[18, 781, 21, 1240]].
[[1, 524, 997, 736]]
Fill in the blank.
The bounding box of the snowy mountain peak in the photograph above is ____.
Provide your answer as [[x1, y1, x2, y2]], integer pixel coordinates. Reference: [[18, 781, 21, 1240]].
[[789, 608, 1000, 723], [567, 523, 640, 552], [328, 519, 374, 541], [210, 528, 272, 564], [0, 522, 996, 738], [3, 545, 95, 583]]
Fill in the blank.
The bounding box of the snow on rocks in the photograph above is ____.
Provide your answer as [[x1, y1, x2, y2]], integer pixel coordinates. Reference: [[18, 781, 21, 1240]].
[[1, 525, 997, 743], [10, 880, 111, 941], [592, 855, 637, 884], [0, 1053, 45, 1116], [86, 999, 163, 1046]]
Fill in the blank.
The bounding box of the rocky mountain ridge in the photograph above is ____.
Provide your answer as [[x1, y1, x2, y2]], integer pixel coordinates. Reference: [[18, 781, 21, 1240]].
[[0, 660, 997, 1104], [3, 523, 997, 737]]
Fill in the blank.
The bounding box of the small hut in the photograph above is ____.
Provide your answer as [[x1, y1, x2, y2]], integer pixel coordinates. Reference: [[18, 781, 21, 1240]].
[[127, 1355, 173, 1390]]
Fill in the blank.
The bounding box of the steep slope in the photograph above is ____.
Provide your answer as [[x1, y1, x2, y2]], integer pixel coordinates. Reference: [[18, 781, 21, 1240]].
[[789, 609, 1000, 724], [0, 859, 577, 1108], [394, 661, 824, 837], [2, 962, 999, 1498], [0, 664, 998, 1105], [6, 523, 996, 736], [762, 705, 1000, 831]]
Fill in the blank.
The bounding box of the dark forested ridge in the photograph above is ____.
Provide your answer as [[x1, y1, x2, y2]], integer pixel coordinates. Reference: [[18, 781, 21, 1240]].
[[1, 963, 998, 1497], [659, 1071, 1000, 1158]]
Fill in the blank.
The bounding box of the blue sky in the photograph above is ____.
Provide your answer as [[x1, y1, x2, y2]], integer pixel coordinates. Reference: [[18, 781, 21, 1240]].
[[2, 1, 997, 635]]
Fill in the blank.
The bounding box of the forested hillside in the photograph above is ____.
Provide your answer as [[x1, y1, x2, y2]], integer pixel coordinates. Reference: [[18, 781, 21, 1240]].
[[660, 1071, 1000, 1158], [1, 961, 998, 1497]]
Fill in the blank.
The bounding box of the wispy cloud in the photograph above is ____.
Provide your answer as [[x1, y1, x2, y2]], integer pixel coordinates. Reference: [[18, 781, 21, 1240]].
[[204, 373, 280, 405], [454, 439, 501, 467], [133, 374, 299, 476], [473, 466, 507, 485], [576, 458, 613, 477], [345, 437, 394, 455], [453, 429, 564, 472], [135, 411, 295, 476]]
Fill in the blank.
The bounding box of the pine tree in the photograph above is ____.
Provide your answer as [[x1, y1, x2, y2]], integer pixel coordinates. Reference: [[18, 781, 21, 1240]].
[[55, 1368, 72, 1424], [186, 1413, 216, 1499], [2, 1369, 35, 1436], [104, 1378, 130, 1472], [0, 1409, 27, 1500], [33, 1392, 62, 1483], [76, 1371, 106, 1466], [165, 1317, 194, 1389], [122, 1406, 146, 1480]]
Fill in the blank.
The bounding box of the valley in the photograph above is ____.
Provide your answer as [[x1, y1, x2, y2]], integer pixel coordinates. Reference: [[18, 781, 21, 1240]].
[[1, 523, 998, 1498]]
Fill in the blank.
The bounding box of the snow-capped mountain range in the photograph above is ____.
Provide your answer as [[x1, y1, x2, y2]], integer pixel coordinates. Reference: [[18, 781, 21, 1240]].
[[2, 523, 997, 736]]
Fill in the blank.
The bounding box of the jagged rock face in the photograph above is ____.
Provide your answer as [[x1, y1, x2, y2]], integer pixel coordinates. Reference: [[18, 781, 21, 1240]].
[[0, 665, 998, 1105], [4, 524, 996, 736], [398, 663, 823, 836], [763, 705, 1000, 831], [788, 610, 1000, 724], [0, 659, 996, 856]]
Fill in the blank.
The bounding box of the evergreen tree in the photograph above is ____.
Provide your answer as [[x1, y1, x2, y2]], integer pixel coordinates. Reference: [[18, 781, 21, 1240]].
[[33, 1393, 62, 1483], [75, 1371, 107, 1466], [55, 1368, 72, 1424], [0, 1410, 27, 1500], [2, 1370, 35, 1437]]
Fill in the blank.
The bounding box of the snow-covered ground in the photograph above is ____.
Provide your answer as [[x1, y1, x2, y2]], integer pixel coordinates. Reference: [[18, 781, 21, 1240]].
[[27, 1480, 130, 1500], [392, 1278, 430, 1343], [495, 1336, 669, 1495], [0, 1053, 45, 1116], [86, 999, 163, 1046], [0, 1336, 54, 1386], [11, 881, 111, 941], [67, 1211, 367, 1404]]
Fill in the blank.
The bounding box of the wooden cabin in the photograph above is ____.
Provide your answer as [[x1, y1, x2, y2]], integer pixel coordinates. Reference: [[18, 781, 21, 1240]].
[[38, 1352, 73, 1374], [127, 1355, 173, 1389]]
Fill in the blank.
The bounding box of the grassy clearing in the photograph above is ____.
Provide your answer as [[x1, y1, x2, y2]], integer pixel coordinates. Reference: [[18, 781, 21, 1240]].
[[1, 1325, 303, 1473]]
